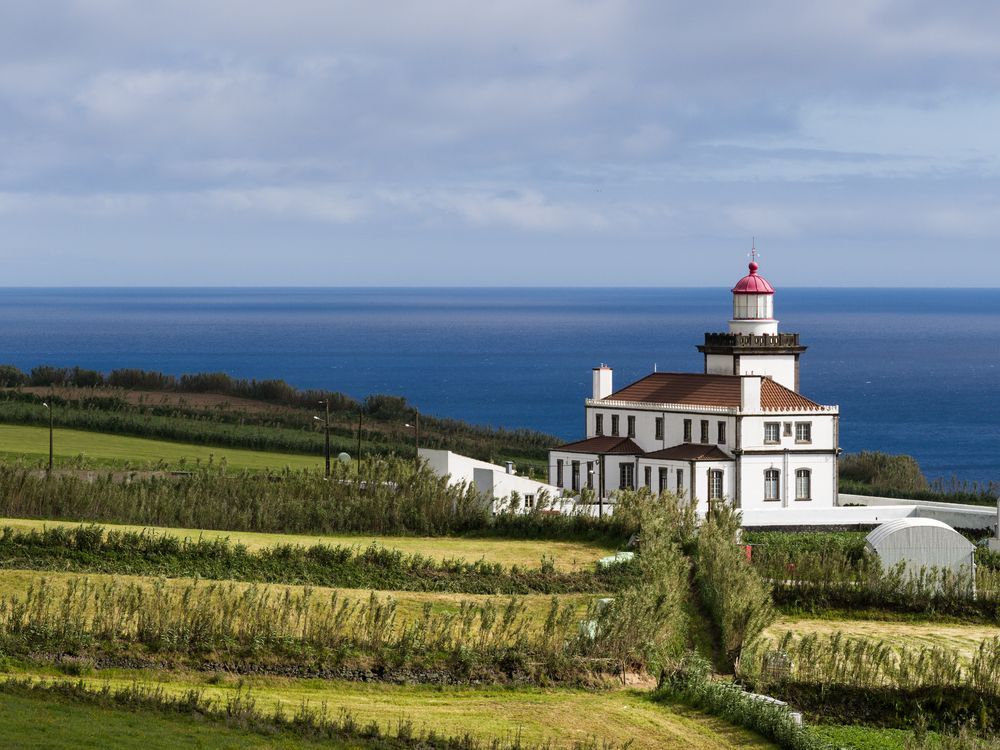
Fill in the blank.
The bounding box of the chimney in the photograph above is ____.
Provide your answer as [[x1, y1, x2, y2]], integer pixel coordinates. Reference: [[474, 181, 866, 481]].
[[505, 461, 514, 475], [740, 375, 762, 413], [592, 365, 613, 400]]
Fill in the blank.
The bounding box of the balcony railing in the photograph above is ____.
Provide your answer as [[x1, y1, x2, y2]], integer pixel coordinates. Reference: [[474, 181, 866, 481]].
[[702, 332, 801, 348]]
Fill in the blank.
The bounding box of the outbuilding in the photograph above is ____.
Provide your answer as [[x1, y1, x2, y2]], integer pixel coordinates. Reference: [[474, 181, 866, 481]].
[[865, 518, 975, 582]]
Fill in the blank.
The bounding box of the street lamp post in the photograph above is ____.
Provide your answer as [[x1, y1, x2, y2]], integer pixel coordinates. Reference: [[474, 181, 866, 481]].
[[313, 400, 331, 478], [42, 401, 53, 472], [356, 410, 363, 472], [405, 410, 421, 464]]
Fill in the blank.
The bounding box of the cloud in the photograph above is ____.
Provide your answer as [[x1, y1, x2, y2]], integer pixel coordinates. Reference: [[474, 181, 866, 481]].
[[0, 2, 999, 283]]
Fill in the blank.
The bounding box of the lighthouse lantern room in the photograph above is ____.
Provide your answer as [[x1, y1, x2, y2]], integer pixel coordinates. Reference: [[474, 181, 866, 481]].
[[697, 252, 807, 392]]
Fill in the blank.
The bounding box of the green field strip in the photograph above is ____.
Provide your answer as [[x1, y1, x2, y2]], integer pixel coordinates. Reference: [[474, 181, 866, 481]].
[[0, 516, 613, 570], [0, 423, 322, 471], [3, 668, 777, 750]]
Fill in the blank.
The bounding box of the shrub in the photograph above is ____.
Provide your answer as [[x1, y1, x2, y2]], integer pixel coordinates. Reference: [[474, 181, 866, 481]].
[[0, 365, 28, 387], [656, 652, 828, 750], [840, 451, 928, 494], [586, 496, 691, 679], [694, 504, 775, 670]]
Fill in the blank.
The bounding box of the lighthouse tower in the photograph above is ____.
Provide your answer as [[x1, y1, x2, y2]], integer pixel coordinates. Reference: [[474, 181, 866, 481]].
[[697, 253, 807, 392]]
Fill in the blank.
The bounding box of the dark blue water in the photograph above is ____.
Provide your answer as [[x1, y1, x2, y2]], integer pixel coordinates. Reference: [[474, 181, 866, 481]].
[[0, 287, 997, 484]]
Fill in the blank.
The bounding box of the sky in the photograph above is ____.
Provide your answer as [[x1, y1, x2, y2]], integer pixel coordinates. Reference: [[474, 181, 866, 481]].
[[1, 1, 999, 286]]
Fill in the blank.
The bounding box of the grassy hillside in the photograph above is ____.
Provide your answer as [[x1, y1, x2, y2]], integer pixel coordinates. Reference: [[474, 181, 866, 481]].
[[0, 423, 322, 471], [0, 367, 561, 473]]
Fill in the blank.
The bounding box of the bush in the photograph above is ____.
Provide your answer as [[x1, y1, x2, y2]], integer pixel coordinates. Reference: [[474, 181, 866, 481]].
[[694, 504, 775, 670], [840, 451, 928, 494], [586, 496, 691, 678], [0, 365, 28, 387], [655, 653, 828, 750]]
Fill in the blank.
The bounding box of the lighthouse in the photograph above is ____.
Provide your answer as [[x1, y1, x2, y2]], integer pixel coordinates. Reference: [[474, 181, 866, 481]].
[[697, 253, 807, 392]]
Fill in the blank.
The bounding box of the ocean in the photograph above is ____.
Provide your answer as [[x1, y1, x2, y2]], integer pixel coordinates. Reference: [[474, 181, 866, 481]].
[[0, 287, 997, 484]]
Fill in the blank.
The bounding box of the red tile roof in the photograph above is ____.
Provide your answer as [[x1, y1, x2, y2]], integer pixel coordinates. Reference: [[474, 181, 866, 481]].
[[553, 436, 644, 455], [760, 378, 824, 412], [601, 372, 825, 412], [605, 372, 741, 407], [643, 444, 733, 461]]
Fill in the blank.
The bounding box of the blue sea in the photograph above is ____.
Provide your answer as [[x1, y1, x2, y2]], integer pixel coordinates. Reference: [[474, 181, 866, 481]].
[[0, 287, 997, 485]]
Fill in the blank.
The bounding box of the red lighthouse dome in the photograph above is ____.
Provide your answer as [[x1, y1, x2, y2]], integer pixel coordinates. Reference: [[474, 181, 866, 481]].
[[732, 261, 775, 294]]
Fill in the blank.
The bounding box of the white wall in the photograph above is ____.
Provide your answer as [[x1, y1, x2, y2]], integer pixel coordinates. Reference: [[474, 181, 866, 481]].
[[743, 505, 914, 527], [729, 319, 779, 335], [840, 494, 998, 531], [421, 449, 562, 513], [739, 413, 836, 451], [738, 453, 837, 510], [705, 353, 735, 376], [738, 355, 796, 391]]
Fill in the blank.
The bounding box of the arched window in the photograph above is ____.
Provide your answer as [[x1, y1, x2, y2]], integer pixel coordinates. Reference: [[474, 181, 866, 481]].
[[764, 469, 780, 501], [795, 469, 812, 500]]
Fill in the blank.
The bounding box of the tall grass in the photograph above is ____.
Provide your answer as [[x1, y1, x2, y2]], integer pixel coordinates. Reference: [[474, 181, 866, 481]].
[[739, 632, 1000, 731], [0, 576, 595, 679], [694, 504, 775, 670], [755, 549, 998, 620], [0, 463, 632, 541], [0, 525, 636, 594]]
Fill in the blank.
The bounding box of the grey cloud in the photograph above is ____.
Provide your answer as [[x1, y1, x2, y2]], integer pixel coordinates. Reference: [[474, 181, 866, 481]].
[[0, 2, 998, 284]]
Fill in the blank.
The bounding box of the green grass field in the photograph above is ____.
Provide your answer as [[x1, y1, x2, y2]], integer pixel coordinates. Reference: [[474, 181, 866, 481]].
[[3, 669, 776, 750], [0, 691, 346, 750], [0, 423, 322, 471], [0, 517, 613, 570]]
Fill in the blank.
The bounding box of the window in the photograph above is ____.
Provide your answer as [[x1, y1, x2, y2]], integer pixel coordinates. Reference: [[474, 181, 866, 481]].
[[556, 459, 564, 488], [709, 469, 724, 502], [611, 414, 620, 436], [627, 415, 636, 438], [683, 419, 692, 443], [619, 463, 635, 490], [795, 422, 812, 444], [571, 461, 581, 492], [595, 414, 604, 436], [644, 466, 651, 488], [676, 468, 684, 495], [586, 461, 594, 490], [783, 422, 793, 437], [717, 421, 726, 444], [658, 468, 669, 493], [700, 420, 709, 444], [525, 494, 535, 509], [795, 469, 811, 500], [655, 417, 664, 440], [764, 469, 780, 501], [764, 422, 780, 444]]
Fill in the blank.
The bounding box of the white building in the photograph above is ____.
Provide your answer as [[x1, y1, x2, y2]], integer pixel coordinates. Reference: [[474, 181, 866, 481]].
[[420, 448, 566, 513], [549, 257, 840, 515]]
